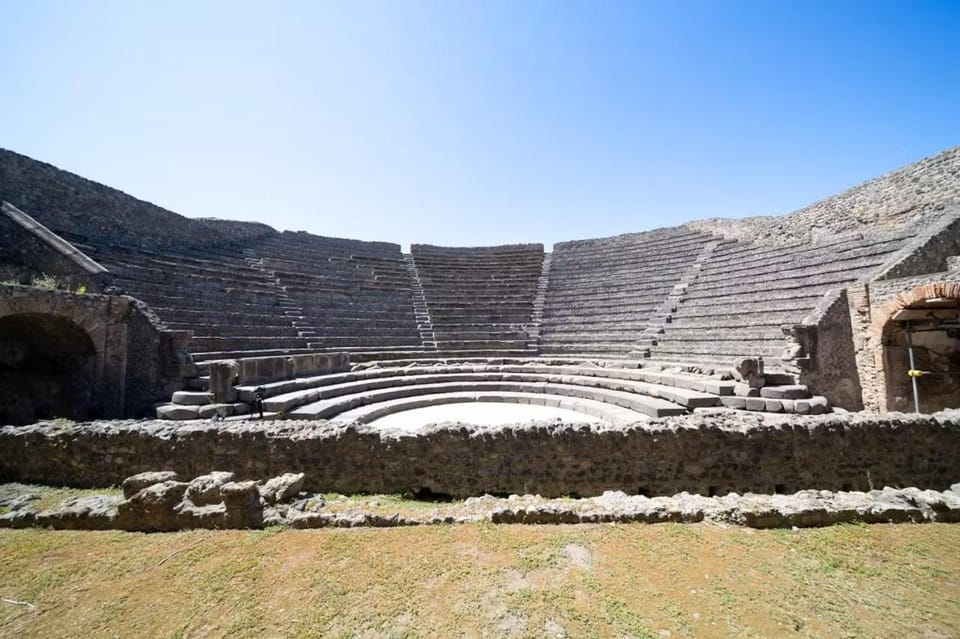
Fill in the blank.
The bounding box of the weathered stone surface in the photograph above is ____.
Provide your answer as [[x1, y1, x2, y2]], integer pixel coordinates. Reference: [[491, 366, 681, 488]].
[[156, 404, 199, 420], [2, 411, 959, 500], [221, 480, 264, 529], [117, 480, 190, 532], [36, 495, 121, 530], [208, 360, 240, 403], [733, 383, 760, 397], [732, 357, 758, 381], [260, 473, 305, 505], [760, 385, 809, 400], [186, 471, 235, 506], [172, 391, 213, 406], [122, 470, 179, 499]]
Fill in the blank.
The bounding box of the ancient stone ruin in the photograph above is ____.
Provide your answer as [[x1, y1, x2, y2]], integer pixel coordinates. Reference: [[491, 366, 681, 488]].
[[0, 145, 958, 528]]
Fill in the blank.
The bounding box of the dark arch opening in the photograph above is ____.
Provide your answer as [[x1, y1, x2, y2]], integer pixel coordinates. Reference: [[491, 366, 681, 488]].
[[0, 313, 98, 425], [882, 297, 960, 413]]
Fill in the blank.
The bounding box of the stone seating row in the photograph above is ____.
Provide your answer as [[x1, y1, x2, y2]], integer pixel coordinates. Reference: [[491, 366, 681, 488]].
[[645, 230, 913, 368], [157, 360, 829, 421], [411, 244, 544, 353], [334, 391, 648, 426], [699, 230, 913, 276], [539, 230, 713, 357]]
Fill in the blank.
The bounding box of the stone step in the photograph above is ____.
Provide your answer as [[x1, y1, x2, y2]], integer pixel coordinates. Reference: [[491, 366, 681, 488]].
[[287, 379, 688, 420], [334, 390, 647, 425]]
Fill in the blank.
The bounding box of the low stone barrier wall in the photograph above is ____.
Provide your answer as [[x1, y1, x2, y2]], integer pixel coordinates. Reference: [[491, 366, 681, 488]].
[[1, 411, 958, 499], [236, 352, 350, 385]]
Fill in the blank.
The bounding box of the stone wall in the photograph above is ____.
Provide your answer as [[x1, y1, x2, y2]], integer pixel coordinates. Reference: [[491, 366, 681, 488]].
[[685, 146, 960, 244], [0, 202, 113, 291], [2, 411, 957, 498], [793, 290, 864, 410], [0, 286, 188, 423], [0, 148, 276, 253]]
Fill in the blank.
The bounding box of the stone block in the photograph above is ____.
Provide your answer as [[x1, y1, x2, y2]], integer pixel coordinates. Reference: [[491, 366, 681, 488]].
[[764, 399, 783, 413], [719, 396, 746, 409], [732, 357, 758, 381], [117, 481, 190, 532], [734, 383, 760, 397], [208, 360, 239, 403], [172, 391, 213, 406], [186, 471, 236, 506], [156, 404, 199, 420], [222, 481, 264, 529], [745, 398, 766, 411], [260, 473, 306, 505], [760, 385, 809, 400], [808, 396, 830, 415], [122, 471, 179, 499]]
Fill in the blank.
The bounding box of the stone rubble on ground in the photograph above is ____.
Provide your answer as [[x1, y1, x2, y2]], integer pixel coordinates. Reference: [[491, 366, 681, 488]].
[[1, 475, 958, 532]]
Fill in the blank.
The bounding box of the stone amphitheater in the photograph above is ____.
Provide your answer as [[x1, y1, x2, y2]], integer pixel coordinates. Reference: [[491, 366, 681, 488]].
[[0, 145, 958, 528]]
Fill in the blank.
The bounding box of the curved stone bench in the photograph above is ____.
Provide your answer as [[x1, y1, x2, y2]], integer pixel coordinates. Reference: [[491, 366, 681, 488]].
[[286, 379, 688, 420], [332, 390, 649, 426]]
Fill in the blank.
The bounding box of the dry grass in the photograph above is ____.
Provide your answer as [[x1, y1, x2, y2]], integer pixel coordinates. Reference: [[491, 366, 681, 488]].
[[1, 522, 958, 638]]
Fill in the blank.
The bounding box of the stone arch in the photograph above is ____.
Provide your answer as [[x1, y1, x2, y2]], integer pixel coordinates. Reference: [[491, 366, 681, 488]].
[[0, 313, 98, 424], [871, 281, 960, 413], [0, 290, 131, 424]]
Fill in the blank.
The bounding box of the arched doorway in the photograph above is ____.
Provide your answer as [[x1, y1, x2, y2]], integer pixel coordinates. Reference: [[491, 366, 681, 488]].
[[880, 291, 960, 413], [0, 313, 98, 425]]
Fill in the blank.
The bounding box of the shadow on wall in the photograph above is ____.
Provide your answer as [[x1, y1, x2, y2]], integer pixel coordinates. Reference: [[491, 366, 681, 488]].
[[0, 313, 98, 425]]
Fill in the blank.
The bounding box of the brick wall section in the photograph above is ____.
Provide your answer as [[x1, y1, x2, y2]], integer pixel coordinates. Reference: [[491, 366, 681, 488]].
[[795, 290, 864, 410], [0, 286, 188, 419], [1, 412, 957, 498]]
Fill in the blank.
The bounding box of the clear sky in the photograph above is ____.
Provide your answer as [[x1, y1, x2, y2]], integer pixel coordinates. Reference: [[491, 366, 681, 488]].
[[2, 1, 958, 249]]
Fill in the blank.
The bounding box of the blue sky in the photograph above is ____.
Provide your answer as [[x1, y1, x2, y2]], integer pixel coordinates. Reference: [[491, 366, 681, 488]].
[[2, 1, 958, 249]]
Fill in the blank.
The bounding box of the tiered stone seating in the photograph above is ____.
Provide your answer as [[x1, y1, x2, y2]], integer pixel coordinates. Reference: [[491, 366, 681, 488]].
[[248, 233, 422, 358], [647, 229, 917, 370], [78, 243, 306, 359], [410, 244, 544, 355], [539, 229, 714, 358]]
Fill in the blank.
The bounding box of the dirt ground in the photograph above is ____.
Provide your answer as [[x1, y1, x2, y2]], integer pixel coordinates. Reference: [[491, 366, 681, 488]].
[[1, 522, 958, 638]]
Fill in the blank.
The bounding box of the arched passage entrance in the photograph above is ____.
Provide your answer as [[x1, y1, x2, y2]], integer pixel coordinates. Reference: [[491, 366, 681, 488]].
[[0, 313, 98, 424], [877, 283, 960, 413]]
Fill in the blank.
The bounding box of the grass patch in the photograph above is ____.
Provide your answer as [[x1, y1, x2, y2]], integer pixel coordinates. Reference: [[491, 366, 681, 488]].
[[0, 523, 957, 637]]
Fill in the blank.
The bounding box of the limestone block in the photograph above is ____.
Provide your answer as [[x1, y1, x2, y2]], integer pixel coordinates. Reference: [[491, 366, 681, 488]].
[[745, 398, 766, 411], [186, 471, 236, 506], [117, 481, 190, 531], [260, 472, 306, 505], [734, 383, 760, 397], [156, 404, 199, 420], [208, 360, 239, 403], [808, 396, 830, 415], [122, 470, 179, 499], [764, 399, 783, 413], [760, 385, 809, 400], [732, 357, 758, 381], [171, 391, 213, 406], [222, 481, 264, 529], [36, 495, 121, 530], [719, 396, 747, 409]]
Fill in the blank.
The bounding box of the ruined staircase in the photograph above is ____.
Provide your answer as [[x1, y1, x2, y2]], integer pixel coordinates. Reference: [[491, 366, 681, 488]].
[[631, 240, 720, 359], [404, 253, 436, 350]]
